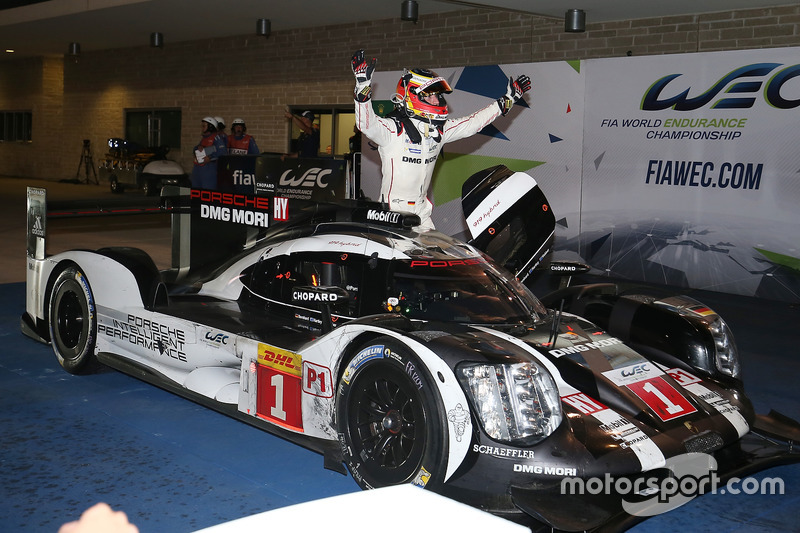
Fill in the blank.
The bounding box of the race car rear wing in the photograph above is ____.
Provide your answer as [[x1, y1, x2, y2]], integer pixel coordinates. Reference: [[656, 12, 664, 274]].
[[26, 187, 47, 261], [461, 165, 556, 283]]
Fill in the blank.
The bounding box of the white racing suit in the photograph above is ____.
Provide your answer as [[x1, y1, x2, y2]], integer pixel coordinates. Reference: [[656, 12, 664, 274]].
[[355, 96, 502, 230]]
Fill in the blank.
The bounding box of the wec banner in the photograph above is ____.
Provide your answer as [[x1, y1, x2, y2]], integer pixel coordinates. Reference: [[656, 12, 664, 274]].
[[579, 47, 800, 302], [217, 155, 349, 201]]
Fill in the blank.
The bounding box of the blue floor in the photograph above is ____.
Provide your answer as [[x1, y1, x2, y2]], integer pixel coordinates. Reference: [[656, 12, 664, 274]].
[[1, 281, 798, 532]]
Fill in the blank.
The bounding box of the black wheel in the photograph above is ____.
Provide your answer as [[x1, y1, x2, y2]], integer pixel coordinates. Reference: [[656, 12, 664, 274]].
[[49, 267, 97, 374], [109, 175, 123, 194], [336, 338, 447, 490]]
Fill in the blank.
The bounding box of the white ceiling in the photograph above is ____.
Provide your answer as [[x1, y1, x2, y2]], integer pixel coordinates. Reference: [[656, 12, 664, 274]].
[[1, 0, 795, 59]]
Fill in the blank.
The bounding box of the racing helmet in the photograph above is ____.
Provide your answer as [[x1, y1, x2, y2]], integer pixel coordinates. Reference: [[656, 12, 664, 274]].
[[395, 68, 452, 121], [231, 118, 246, 132], [202, 116, 218, 131]]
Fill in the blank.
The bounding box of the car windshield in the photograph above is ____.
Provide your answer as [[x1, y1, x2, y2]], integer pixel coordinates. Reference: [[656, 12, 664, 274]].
[[389, 258, 547, 324]]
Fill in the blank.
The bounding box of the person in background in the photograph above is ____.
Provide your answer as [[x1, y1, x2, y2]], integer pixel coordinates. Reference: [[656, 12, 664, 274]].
[[227, 118, 260, 155], [351, 49, 530, 230], [214, 116, 227, 146], [191, 116, 228, 189], [282, 109, 320, 159]]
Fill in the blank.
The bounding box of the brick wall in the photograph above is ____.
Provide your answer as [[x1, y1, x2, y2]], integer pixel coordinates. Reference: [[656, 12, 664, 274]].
[[1, 5, 798, 181]]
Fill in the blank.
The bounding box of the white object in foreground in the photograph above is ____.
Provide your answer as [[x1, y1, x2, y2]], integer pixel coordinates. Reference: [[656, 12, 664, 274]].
[[194, 485, 530, 533]]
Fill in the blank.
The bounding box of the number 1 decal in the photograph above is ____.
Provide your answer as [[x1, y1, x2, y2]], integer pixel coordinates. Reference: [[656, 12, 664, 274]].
[[627, 377, 697, 422], [270, 373, 287, 420], [642, 381, 684, 415], [257, 366, 303, 431]]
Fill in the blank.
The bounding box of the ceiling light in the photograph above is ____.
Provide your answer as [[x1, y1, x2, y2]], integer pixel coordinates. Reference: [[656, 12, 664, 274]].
[[150, 32, 163, 48], [401, 0, 418, 23], [256, 18, 271, 38], [565, 9, 586, 32]]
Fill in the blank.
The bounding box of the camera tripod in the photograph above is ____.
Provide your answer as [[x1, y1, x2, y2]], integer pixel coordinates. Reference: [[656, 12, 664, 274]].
[[76, 139, 99, 184]]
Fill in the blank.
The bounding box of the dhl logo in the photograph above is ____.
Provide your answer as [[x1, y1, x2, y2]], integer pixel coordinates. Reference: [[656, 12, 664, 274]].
[[257, 343, 302, 377]]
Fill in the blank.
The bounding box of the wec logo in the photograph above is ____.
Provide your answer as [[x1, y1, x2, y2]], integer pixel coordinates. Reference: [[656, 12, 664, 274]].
[[621, 363, 649, 378], [279, 168, 332, 188], [204, 332, 229, 345], [641, 62, 800, 111]]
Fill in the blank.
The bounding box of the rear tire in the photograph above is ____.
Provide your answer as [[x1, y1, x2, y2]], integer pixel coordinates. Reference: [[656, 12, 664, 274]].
[[336, 338, 447, 490], [49, 267, 97, 374]]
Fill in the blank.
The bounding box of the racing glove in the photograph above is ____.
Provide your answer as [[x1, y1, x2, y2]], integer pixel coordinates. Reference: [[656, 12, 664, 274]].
[[497, 75, 531, 116], [352, 49, 377, 102]]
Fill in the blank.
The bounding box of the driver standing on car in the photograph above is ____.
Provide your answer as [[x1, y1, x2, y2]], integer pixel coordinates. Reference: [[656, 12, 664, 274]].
[[351, 49, 531, 231]]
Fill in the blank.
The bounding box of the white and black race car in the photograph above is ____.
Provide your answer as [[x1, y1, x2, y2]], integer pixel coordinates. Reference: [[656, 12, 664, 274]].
[[21, 166, 800, 531]]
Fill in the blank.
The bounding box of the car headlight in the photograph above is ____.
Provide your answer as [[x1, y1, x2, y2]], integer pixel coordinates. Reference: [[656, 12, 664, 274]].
[[653, 296, 742, 381], [709, 315, 740, 379], [456, 361, 562, 446]]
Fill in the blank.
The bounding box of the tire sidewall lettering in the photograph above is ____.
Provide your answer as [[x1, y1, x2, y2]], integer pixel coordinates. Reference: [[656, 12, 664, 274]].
[[49, 266, 97, 372], [336, 338, 444, 490]]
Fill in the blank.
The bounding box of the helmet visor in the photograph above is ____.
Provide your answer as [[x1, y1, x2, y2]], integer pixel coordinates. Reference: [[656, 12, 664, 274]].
[[417, 77, 453, 96]]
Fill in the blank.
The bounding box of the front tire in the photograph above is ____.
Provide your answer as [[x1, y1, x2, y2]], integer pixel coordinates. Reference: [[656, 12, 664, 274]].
[[336, 338, 447, 490], [49, 267, 97, 374]]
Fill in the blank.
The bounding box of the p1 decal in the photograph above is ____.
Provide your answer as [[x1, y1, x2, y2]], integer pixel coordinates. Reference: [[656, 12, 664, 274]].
[[665, 367, 748, 437], [303, 361, 333, 398], [256, 343, 303, 431], [665, 367, 702, 387]]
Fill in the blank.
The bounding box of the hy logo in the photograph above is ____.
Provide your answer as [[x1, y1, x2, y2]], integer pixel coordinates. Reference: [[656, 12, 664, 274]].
[[641, 62, 800, 111]]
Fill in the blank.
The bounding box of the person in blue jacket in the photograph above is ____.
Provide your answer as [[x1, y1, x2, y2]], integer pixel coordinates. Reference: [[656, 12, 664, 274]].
[[191, 116, 228, 189]]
